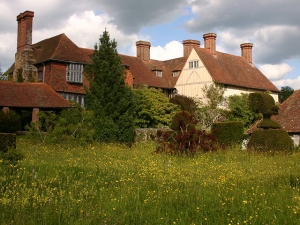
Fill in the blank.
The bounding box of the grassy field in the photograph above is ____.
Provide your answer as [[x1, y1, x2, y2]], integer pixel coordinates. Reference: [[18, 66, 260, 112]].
[[1, 137, 300, 224]]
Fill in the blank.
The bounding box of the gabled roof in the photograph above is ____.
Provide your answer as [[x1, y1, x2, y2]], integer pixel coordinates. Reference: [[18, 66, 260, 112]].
[[272, 90, 300, 133], [32, 33, 89, 64], [120, 55, 186, 89], [0, 81, 71, 108], [194, 48, 279, 92]]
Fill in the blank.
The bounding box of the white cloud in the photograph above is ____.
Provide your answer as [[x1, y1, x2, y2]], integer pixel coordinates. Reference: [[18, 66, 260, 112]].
[[151, 41, 183, 60], [273, 76, 300, 90], [259, 63, 293, 81]]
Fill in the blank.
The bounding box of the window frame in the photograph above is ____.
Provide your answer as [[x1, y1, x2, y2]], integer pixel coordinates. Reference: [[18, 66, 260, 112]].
[[66, 63, 83, 84]]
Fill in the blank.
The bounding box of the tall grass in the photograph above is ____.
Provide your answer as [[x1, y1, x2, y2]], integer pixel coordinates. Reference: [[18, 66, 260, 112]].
[[0, 137, 300, 224]]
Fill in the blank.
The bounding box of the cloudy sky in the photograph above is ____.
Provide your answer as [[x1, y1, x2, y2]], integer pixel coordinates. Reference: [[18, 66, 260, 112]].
[[1, 0, 300, 89]]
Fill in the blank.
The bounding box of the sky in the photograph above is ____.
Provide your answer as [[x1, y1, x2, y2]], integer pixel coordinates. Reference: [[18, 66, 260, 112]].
[[1, 0, 300, 90]]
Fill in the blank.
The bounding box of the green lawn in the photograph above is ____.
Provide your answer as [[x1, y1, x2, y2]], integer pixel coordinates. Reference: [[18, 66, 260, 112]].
[[1, 137, 300, 224]]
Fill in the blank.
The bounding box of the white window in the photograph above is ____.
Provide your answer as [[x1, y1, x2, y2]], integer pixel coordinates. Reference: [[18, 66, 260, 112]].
[[66, 63, 83, 83], [189, 60, 199, 68], [173, 71, 179, 77], [194, 60, 199, 68], [156, 70, 162, 77], [59, 92, 85, 108]]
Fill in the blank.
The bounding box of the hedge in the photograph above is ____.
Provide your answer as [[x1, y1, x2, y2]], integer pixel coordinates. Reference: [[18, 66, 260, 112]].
[[211, 121, 244, 147], [0, 133, 16, 152]]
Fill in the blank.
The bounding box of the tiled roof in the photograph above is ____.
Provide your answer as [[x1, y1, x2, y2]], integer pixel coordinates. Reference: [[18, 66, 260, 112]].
[[32, 34, 89, 64], [0, 81, 71, 108], [272, 90, 300, 133], [195, 48, 280, 92], [120, 55, 186, 88]]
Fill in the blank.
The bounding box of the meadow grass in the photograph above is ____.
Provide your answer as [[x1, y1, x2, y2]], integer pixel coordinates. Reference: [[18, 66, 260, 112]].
[[0, 137, 300, 224]]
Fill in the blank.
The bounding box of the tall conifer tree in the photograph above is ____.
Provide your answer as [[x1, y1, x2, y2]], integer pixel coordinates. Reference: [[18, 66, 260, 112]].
[[85, 30, 136, 145]]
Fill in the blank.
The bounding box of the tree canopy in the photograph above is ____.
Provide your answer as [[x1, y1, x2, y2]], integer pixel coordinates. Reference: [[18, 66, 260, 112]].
[[279, 86, 294, 103], [84, 30, 136, 146], [133, 87, 179, 128]]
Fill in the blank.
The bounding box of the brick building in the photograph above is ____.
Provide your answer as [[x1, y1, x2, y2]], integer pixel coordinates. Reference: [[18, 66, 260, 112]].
[[6, 10, 279, 110]]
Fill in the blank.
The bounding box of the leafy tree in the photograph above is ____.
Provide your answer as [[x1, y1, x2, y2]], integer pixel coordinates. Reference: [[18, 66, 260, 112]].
[[279, 86, 294, 103], [84, 30, 136, 146], [197, 82, 227, 128], [133, 87, 179, 128], [225, 93, 262, 130]]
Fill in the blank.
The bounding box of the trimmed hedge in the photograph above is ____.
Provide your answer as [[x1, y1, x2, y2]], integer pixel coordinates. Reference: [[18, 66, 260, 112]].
[[211, 121, 244, 147], [257, 119, 281, 129], [0, 110, 21, 133], [0, 133, 16, 152], [247, 129, 293, 152], [248, 92, 279, 118]]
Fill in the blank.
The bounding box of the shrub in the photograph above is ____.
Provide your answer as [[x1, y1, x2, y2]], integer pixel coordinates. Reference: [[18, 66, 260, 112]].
[[257, 119, 281, 129], [170, 94, 197, 115], [0, 110, 21, 133], [248, 92, 278, 119], [211, 121, 244, 147], [170, 111, 196, 131], [151, 111, 222, 155], [247, 129, 293, 152], [0, 133, 16, 152]]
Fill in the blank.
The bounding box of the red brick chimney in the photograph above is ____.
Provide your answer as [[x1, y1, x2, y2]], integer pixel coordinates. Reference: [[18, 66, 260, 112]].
[[136, 41, 151, 61], [182, 40, 200, 57], [13, 11, 37, 82], [203, 33, 217, 55], [240, 43, 253, 64]]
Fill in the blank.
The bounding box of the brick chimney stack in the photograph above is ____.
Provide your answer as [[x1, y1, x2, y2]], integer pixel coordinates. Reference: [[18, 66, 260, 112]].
[[203, 33, 217, 55], [13, 10, 37, 82], [182, 40, 200, 57], [136, 41, 151, 61], [17, 10, 34, 52], [240, 43, 253, 64]]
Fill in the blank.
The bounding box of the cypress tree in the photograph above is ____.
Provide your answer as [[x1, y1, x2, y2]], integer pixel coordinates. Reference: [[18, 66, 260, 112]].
[[85, 30, 136, 146]]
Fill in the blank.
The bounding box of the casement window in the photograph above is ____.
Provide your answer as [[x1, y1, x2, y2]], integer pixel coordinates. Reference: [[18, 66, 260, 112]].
[[59, 92, 84, 108], [189, 60, 199, 68], [156, 70, 163, 77], [172, 71, 179, 77], [38, 71, 43, 82], [66, 63, 83, 83]]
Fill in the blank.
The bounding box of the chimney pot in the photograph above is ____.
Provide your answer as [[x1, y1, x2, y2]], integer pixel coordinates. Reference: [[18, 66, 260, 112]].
[[203, 33, 217, 55], [240, 43, 253, 64], [136, 41, 151, 61], [182, 39, 200, 57]]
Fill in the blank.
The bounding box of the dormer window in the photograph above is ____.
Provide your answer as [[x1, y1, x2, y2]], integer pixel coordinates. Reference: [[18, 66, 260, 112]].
[[173, 71, 179, 77], [156, 70, 163, 77], [66, 63, 83, 83]]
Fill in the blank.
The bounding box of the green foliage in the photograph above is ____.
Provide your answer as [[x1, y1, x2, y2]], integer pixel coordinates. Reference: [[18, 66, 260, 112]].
[[133, 87, 179, 128], [201, 82, 225, 109], [151, 111, 221, 155], [0, 148, 24, 165], [26, 104, 95, 145], [279, 86, 294, 103], [211, 121, 244, 147], [85, 30, 136, 146], [197, 82, 227, 128], [0, 110, 21, 133], [248, 92, 278, 119], [257, 119, 281, 129], [247, 129, 293, 152], [0, 133, 16, 152], [170, 111, 196, 131], [226, 93, 262, 130], [169, 94, 197, 115]]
